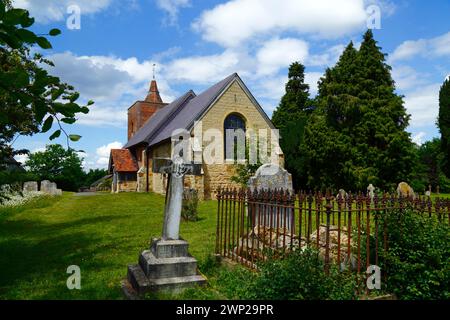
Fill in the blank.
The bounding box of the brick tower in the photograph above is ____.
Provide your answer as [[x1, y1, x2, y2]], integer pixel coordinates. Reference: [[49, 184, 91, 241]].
[[127, 80, 167, 140]]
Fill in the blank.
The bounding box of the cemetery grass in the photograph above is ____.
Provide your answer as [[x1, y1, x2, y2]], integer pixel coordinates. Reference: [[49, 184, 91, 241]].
[[0, 192, 228, 300], [1, 192, 449, 300]]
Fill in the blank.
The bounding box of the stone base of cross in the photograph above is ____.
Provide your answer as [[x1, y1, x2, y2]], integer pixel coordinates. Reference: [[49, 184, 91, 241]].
[[123, 156, 206, 298]]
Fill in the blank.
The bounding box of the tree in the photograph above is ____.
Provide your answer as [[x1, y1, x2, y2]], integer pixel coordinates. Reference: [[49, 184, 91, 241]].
[[83, 169, 109, 187], [271, 62, 310, 130], [26, 144, 85, 191], [271, 62, 311, 188], [438, 77, 450, 176], [0, 1, 92, 171], [303, 30, 415, 191]]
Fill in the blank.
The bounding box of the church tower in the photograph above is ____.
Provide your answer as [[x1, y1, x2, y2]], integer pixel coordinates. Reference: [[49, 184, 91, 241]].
[[127, 79, 167, 140]]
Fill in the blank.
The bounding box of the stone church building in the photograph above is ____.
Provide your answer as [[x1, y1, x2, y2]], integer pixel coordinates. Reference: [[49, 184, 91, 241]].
[[108, 73, 282, 199]]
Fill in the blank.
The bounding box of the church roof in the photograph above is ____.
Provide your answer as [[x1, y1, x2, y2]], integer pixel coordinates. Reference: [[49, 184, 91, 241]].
[[125, 72, 238, 149], [109, 149, 139, 172]]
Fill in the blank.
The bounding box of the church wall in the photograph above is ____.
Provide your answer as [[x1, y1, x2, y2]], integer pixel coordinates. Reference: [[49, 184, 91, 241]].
[[198, 81, 276, 199]]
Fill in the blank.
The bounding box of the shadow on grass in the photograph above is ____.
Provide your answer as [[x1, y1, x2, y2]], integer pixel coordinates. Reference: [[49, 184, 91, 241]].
[[0, 215, 128, 299]]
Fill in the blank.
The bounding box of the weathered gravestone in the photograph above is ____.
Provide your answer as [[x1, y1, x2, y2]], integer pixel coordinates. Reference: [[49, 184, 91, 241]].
[[247, 164, 294, 231], [397, 182, 415, 199], [124, 155, 206, 297], [367, 184, 375, 202], [40, 180, 62, 196], [23, 181, 38, 192]]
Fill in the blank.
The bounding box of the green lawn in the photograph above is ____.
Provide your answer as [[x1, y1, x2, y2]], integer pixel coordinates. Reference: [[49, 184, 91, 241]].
[[0, 192, 234, 300]]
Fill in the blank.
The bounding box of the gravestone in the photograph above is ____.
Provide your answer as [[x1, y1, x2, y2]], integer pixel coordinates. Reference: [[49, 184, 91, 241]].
[[367, 184, 375, 202], [397, 182, 415, 199], [336, 189, 347, 199], [23, 181, 38, 192], [40, 180, 61, 196], [248, 164, 294, 231], [124, 155, 206, 297]]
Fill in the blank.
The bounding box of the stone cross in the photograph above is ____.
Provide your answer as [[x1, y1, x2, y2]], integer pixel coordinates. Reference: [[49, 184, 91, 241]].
[[153, 156, 202, 240]]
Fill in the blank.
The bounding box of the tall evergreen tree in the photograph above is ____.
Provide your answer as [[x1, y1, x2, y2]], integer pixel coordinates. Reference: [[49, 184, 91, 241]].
[[303, 30, 415, 191], [438, 77, 450, 176], [271, 62, 310, 188], [272, 62, 310, 129]]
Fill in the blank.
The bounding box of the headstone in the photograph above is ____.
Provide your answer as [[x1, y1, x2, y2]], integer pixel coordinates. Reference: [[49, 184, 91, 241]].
[[397, 182, 415, 199], [124, 155, 206, 297], [247, 164, 294, 231], [40, 180, 61, 196], [336, 189, 347, 199], [425, 190, 431, 197], [23, 181, 38, 192], [367, 184, 375, 202]]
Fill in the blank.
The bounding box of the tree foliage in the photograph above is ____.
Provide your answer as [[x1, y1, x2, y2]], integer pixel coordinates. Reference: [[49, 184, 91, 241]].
[[301, 30, 415, 191], [0, 0, 92, 169], [271, 62, 311, 188], [26, 144, 85, 191], [438, 77, 450, 176]]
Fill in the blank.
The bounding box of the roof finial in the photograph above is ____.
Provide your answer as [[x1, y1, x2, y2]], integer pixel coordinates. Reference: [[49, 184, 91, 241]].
[[152, 63, 156, 80]]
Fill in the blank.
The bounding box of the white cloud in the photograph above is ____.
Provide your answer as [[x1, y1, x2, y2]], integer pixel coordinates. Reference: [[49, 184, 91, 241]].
[[308, 44, 345, 67], [156, 0, 191, 25], [95, 141, 123, 168], [391, 65, 429, 91], [390, 31, 450, 62], [164, 50, 242, 84], [256, 38, 309, 76], [193, 0, 368, 48], [404, 83, 440, 128], [13, 0, 112, 23], [412, 132, 426, 146], [305, 72, 322, 97]]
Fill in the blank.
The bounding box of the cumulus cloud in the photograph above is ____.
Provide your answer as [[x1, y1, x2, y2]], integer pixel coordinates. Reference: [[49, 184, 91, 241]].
[[390, 31, 450, 62], [256, 38, 309, 76], [193, 0, 368, 48], [13, 0, 112, 23], [391, 65, 430, 91], [156, 0, 191, 25], [404, 83, 441, 128], [96, 141, 123, 167]]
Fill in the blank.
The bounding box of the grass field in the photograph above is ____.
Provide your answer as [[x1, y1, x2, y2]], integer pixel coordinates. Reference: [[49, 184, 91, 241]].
[[1, 191, 449, 300], [0, 192, 236, 300]]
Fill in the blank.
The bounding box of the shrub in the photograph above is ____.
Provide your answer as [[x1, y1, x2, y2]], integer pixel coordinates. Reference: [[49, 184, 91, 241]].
[[246, 248, 359, 300], [181, 188, 199, 221], [378, 208, 450, 300]]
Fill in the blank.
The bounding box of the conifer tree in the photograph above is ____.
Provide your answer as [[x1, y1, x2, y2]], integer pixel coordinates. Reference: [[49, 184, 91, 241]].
[[272, 62, 310, 129], [438, 77, 450, 176], [271, 62, 310, 188], [303, 30, 415, 190]]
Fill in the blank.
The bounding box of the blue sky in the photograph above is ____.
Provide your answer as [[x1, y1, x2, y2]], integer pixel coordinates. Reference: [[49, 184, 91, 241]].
[[12, 0, 450, 170]]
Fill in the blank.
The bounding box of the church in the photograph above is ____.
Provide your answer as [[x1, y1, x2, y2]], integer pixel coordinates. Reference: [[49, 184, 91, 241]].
[[108, 73, 283, 200]]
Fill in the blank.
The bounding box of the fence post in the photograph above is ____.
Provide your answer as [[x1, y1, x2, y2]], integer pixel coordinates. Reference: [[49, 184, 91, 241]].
[[215, 188, 222, 255], [325, 197, 332, 275]]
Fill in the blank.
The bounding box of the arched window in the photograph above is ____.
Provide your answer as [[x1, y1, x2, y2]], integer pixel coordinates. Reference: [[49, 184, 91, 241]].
[[224, 113, 246, 162]]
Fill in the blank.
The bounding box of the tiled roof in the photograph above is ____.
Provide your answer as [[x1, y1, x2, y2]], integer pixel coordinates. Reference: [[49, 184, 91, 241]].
[[109, 149, 139, 172], [125, 73, 238, 149]]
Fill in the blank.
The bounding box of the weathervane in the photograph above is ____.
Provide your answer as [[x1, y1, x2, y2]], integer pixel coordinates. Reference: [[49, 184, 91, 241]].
[[152, 63, 156, 80]]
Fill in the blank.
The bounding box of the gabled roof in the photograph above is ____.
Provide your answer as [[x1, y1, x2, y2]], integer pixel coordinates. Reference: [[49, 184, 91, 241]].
[[109, 149, 139, 172], [125, 90, 196, 148], [124, 72, 274, 149]]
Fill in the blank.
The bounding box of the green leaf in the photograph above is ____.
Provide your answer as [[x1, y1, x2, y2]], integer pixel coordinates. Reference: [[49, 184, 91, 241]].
[[41, 116, 54, 133], [69, 134, 82, 142], [36, 36, 52, 49], [49, 28, 61, 36], [80, 107, 90, 114], [16, 28, 37, 43], [49, 130, 61, 140], [87, 100, 95, 106], [61, 118, 76, 124]]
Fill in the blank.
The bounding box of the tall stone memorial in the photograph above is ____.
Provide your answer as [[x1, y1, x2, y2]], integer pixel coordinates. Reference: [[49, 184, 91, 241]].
[[124, 155, 206, 297], [247, 164, 294, 230]]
